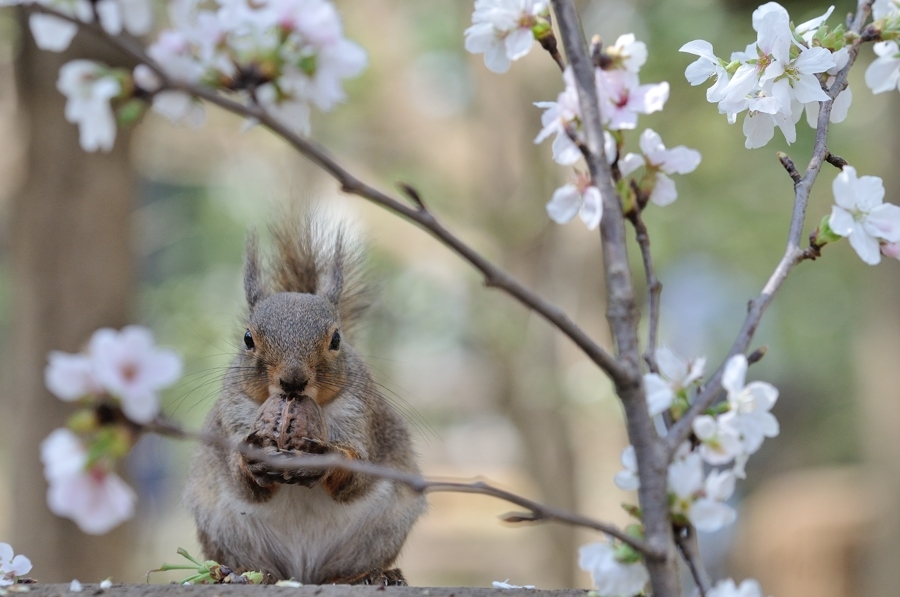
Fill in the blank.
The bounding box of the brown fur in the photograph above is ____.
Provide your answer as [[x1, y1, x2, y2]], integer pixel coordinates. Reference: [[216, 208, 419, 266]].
[[184, 216, 426, 584]]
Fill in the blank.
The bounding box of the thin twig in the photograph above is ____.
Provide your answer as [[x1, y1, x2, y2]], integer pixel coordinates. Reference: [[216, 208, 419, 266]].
[[147, 420, 654, 555], [777, 152, 802, 185], [665, 0, 875, 456], [628, 210, 662, 373], [675, 527, 709, 597], [22, 3, 626, 386], [825, 152, 848, 170]]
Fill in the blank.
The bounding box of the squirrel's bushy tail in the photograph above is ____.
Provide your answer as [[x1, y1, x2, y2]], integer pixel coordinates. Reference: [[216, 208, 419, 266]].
[[265, 211, 372, 332]]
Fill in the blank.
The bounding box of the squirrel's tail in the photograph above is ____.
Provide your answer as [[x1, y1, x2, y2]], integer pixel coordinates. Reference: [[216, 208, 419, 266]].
[[266, 211, 372, 332]]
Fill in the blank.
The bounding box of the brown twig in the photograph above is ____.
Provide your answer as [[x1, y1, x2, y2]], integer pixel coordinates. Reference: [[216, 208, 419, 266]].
[[147, 419, 653, 555], [550, 0, 676, 592], [675, 527, 709, 597], [777, 152, 802, 185], [628, 209, 662, 374], [665, 0, 874, 456], [22, 3, 626, 387], [825, 152, 848, 170]]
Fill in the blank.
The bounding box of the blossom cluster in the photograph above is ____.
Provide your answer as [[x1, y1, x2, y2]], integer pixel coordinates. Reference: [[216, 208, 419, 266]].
[[464, 0, 551, 74], [27, 0, 366, 151], [582, 349, 779, 596], [42, 326, 182, 534], [681, 3, 850, 149], [526, 35, 700, 229]]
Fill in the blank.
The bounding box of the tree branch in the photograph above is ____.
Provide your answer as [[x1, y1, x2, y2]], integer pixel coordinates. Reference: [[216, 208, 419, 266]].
[[550, 1, 677, 594], [665, 0, 874, 456], [23, 3, 626, 386], [147, 420, 654, 556], [675, 527, 709, 597], [628, 209, 662, 373]]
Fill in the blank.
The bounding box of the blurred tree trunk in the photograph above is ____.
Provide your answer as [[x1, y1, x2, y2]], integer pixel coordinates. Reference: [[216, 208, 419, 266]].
[[6, 18, 136, 582]]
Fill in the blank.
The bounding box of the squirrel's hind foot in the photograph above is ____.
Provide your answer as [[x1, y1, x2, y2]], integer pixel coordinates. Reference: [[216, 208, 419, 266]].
[[328, 568, 408, 587]]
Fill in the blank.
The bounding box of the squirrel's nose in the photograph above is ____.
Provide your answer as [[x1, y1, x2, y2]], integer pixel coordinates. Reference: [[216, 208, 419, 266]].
[[279, 375, 308, 396]]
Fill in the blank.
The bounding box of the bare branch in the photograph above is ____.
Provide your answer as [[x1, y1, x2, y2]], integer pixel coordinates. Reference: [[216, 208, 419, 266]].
[[675, 527, 709, 597], [147, 419, 655, 556], [23, 3, 626, 385], [665, 0, 874, 456], [628, 210, 662, 373], [777, 152, 801, 185]]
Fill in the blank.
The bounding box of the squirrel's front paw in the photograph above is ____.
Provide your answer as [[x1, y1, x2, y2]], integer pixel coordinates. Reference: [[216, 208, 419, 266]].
[[242, 393, 330, 487]]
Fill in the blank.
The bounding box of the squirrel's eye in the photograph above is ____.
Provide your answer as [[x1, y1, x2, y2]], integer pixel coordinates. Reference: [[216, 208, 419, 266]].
[[244, 330, 255, 350], [329, 330, 341, 351]]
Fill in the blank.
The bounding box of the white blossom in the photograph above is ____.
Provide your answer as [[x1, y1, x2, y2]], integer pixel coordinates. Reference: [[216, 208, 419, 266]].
[[620, 129, 701, 206], [881, 241, 900, 260], [578, 542, 648, 597], [99, 580, 113, 590], [693, 415, 742, 466], [152, 91, 206, 127], [534, 68, 584, 165], [866, 41, 900, 95], [804, 48, 852, 128], [89, 326, 182, 424], [829, 166, 900, 265], [69, 580, 84, 592], [96, 0, 153, 36], [0, 544, 32, 586], [45, 352, 100, 401], [464, 0, 548, 73], [546, 176, 603, 230], [41, 428, 136, 535], [28, 0, 93, 53], [56, 60, 121, 152], [606, 34, 647, 73], [708, 578, 766, 597], [873, 0, 900, 19], [720, 355, 779, 458], [667, 451, 736, 532], [680, 40, 730, 102], [597, 69, 669, 130], [641, 346, 705, 416], [614, 445, 640, 491]]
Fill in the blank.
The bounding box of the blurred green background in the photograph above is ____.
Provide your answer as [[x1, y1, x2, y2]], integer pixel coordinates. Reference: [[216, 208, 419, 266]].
[[0, 0, 898, 595]]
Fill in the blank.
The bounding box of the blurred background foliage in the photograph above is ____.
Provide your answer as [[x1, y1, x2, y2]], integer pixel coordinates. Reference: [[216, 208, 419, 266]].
[[0, 0, 898, 594]]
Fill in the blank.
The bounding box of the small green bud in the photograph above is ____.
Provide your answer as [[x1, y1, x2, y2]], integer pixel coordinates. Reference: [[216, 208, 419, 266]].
[[117, 99, 145, 126], [813, 215, 843, 245], [242, 571, 264, 584], [613, 542, 642, 564], [531, 17, 553, 40], [67, 410, 98, 434]]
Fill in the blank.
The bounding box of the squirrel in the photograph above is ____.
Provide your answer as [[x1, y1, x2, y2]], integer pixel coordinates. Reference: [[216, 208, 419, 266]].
[[184, 215, 426, 585]]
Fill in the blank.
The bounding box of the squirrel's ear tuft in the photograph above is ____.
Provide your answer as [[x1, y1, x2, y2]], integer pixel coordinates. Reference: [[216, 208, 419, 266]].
[[244, 232, 269, 312], [321, 232, 345, 308]]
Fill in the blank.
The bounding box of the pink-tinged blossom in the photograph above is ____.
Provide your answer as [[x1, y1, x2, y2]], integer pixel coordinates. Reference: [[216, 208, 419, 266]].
[[881, 241, 900, 260], [0, 544, 32, 586], [56, 60, 121, 153], [546, 174, 603, 230], [708, 578, 766, 597], [41, 428, 137, 535], [668, 451, 736, 532], [464, 0, 548, 74], [89, 326, 182, 424], [829, 166, 900, 265], [45, 352, 100, 401], [597, 69, 668, 130], [641, 346, 705, 416], [866, 41, 900, 95], [613, 445, 639, 491], [578, 542, 648, 597], [621, 129, 701, 206]]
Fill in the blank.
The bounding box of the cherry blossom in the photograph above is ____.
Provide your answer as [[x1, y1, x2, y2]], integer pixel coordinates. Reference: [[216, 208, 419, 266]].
[[804, 48, 852, 128], [578, 542, 648, 597], [56, 60, 121, 152], [881, 241, 900, 260], [597, 69, 669, 130], [667, 451, 736, 532], [605, 34, 647, 73], [613, 445, 639, 491], [692, 415, 742, 466], [41, 428, 137, 535], [546, 173, 603, 230], [708, 578, 765, 597], [464, 0, 549, 73], [45, 352, 99, 401], [829, 166, 900, 265], [873, 0, 900, 19], [89, 326, 182, 424], [680, 40, 730, 102], [719, 354, 779, 464], [641, 346, 705, 416], [95, 0, 153, 36], [619, 129, 701, 206], [866, 41, 900, 95], [26, 0, 93, 52], [0, 544, 32, 586]]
